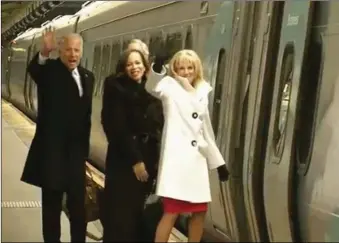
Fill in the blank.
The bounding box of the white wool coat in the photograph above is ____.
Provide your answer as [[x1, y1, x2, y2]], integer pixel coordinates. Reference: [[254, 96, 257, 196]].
[[145, 66, 226, 203]]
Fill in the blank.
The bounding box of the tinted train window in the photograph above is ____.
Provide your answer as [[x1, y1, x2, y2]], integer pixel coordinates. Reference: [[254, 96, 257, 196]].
[[98, 43, 111, 95], [140, 36, 148, 46], [110, 41, 121, 74], [84, 58, 88, 69], [149, 33, 163, 59], [185, 27, 193, 49], [123, 39, 130, 51], [273, 44, 294, 158], [92, 44, 102, 93], [32, 44, 37, 59], [212, 48, 227, 136], [29, 44, 39, 110], [5, 49, 13, 95], [24, 45, 32, 107], [29, 44, 37, 84], [200, 1, 209, 16], [294, 36, 323, 174], [166, 32, 183, 57], [102, 44, 111, 77]]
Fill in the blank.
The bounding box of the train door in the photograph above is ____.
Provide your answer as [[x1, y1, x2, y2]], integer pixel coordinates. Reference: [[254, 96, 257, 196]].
[[213, 2, 280, 241], [293, 2, 339, 242], [241, 2, 285, 242], [202, 1, 236, 241], [262, 1, 313, 242]]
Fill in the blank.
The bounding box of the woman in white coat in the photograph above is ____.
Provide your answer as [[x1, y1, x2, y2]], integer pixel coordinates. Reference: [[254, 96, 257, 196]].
[[145, 49, 229, 242]]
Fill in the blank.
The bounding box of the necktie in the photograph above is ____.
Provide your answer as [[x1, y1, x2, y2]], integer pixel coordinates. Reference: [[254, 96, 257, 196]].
[[72, 70, 83, 97]]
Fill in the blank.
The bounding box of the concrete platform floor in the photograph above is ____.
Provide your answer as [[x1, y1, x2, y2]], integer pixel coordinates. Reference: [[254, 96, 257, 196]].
[[1, 99, 186, 242], [1, 107, 102, 242]]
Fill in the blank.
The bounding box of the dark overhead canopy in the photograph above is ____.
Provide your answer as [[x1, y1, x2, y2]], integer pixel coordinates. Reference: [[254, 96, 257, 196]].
[[1, 1, 32, 27], [2, 1, 86, 46]]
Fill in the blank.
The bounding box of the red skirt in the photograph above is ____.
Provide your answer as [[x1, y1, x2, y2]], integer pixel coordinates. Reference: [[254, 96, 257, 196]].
[[162, 197, 208, 213]]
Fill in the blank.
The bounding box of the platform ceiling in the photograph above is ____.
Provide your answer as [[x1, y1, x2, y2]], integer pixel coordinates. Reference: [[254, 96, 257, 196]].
[[1, 1, 32, 28], [1, 1, 85, 46]]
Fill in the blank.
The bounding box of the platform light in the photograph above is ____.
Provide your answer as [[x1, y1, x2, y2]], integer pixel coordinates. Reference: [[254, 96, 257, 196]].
[[39, 3, 48, 13], [22, 17, 30, 25], [32, 8, 43, 18], [17, 20, 26, 28], [27, 14, 36, 22], [12, 47, 26, 52], [47, 1, 62, 9]]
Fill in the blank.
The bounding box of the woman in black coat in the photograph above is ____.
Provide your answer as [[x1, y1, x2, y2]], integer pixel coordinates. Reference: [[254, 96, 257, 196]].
[[101, 49, 163, 242]]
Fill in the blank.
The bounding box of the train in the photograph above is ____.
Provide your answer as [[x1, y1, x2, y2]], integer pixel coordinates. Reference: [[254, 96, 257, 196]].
[[2, 1, 339, 242]]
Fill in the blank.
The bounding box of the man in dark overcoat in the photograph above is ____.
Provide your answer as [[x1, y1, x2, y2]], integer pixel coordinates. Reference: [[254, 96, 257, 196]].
[[20, 31, 95, 242]]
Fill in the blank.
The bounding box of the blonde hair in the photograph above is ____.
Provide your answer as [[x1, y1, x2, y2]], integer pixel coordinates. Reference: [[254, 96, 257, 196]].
[[168, 49, 204, 87], [128, 39, 149, 59]]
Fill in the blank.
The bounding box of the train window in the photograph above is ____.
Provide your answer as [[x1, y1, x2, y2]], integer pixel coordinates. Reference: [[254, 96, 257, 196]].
[[102, 44, 111, 77], [29, 44, 39, 111], [149, 33, 163, 59], [98, 43, 111, 94], [32, 44, 37, 59], [123, 39, 131, 50], [212, 48, 227, 136], [200, 1, 209, 16], [140, 36, 148, 46], [26, 44, 36, 99], [110, 41, 122, 74], [29, 44, 37, 81], [92, 44, 102, 87], [294, 36, 323, 174], [24, 45, 32, 108], [185, 27, 193, 49], [84, 58, 88, 69], [166, 32, 183, 57], [273, 44, 294, 158]]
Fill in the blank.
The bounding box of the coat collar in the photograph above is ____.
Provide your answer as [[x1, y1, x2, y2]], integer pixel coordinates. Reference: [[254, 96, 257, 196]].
[[168, 75, 213, 100], [113, 74, 146, 91], [55, 58, 87, 75], [195, 80, 213, 97], [55, 58, 91, 97]]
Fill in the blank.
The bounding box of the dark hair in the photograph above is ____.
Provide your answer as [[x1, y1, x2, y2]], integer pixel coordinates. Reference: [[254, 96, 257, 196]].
[[115, 49, 150, 78]]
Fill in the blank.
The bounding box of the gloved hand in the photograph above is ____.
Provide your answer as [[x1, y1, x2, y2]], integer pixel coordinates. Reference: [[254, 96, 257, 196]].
[[153, 54, 168, 73], [217, 164, 229, 182], [153, 41, 171, 73]]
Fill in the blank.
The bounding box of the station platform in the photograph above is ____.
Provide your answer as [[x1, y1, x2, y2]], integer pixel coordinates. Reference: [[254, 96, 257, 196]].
[[1, 99, 185, 242]]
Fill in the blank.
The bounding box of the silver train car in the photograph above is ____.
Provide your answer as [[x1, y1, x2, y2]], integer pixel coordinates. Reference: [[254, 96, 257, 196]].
[[2, 1, 339, 242]]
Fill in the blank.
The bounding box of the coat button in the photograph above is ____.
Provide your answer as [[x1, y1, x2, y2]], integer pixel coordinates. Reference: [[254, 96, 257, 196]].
[[191, 140, 197, 147], [192, 112, 198, 119]]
